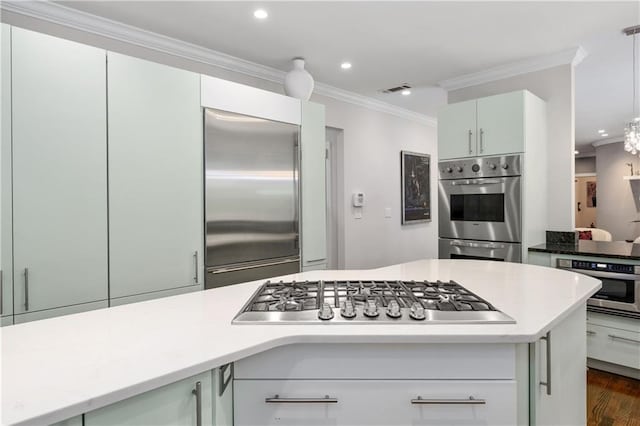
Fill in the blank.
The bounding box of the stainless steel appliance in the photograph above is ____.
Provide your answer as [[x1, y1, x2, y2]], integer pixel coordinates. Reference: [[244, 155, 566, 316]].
[[557, 259, 640, 318], [205, 108, 300, 289], [438, 155, 522, 262], [233, 279, 515, 324]]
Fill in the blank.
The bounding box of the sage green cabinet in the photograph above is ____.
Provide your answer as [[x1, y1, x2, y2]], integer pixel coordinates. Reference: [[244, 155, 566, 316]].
[[85, 371, 213, 426], [438, 90, 531, 160], [1, 23, 13, 319], [107, 52, 203, 301], [300, 101, 327, 271], [11, 27, 108, 315]]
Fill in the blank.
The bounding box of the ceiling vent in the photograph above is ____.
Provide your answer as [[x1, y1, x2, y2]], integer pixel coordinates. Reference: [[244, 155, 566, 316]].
[[380, 84, 411, 94]]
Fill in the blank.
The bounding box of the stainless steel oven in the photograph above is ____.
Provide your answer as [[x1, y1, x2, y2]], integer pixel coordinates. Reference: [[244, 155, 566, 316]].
[[438, 155, 522, 243], [557, 258, 640, 317], [439, 239, 522, 262]]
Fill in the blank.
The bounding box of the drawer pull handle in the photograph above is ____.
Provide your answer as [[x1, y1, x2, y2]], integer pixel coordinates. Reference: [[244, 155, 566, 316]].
[[586, 330, 596, 336], [608, 334, 640, 344], [265, 395, 337, 404], [411, 396, 485, 405]]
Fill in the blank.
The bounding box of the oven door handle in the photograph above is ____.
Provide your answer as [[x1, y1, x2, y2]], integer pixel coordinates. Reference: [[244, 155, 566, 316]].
[[450, 240, 506, 250], [559, 267, 640, 281], [450, 179, 503, 186]]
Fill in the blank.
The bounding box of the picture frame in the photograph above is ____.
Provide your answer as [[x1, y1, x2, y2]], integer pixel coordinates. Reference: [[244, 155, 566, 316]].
[[401, 151, 431, 224]]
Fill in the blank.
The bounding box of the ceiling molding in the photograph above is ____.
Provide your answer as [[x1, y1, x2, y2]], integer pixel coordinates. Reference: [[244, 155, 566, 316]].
[[0, 0, 436, 127], [591, 137, 624, 147], [438, 46, 588, 91]]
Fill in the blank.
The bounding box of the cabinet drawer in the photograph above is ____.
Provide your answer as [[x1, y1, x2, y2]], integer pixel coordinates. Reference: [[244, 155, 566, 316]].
[[235, 379, 516, 426], [587, 323, 640, 370], [235, 343, 515, 380]]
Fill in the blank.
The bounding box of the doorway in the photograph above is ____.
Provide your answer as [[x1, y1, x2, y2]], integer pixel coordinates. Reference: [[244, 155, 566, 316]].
[[575, 174, 597, 228], [325, 127, 344, 269]]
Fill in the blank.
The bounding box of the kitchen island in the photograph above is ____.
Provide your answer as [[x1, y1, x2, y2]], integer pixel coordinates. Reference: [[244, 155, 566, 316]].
[[1, 259, 600, 426]]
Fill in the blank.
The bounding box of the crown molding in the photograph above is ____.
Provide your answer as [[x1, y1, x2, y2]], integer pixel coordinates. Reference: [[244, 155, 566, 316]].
[[0, 0, 436, 127], [591, 137, 624, 148], [438, 46, 588, 91]]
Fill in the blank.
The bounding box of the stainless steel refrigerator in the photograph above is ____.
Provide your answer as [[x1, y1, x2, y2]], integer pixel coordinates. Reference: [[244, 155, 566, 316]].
[[204, 108, 300, 289]]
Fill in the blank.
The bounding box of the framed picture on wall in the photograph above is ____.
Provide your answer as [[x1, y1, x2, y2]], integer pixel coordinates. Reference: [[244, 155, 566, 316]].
[[401, 151, 431, 224]]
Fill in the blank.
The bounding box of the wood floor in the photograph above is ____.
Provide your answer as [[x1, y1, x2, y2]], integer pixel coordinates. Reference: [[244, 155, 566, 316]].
[[588, 368, 640, 426]]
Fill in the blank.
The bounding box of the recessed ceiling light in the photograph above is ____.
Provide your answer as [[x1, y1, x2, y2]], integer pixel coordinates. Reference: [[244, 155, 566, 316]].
[[598, 129, 605, 134], [340, 62, 352, 70], [401, 89, 411, 96], [602, 133, 609, 137], [574, 150, 579, 155], [253, 9, 268, 19]]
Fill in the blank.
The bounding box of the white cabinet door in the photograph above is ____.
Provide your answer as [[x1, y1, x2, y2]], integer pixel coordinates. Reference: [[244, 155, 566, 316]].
[[477, 91, 525, 156], [587, 323, 640, 370], [235, 379, 516, 426], [11, 28, 108, 314], [1, 23, 13, 318], [530, 306, 586, 425], [438, 99, 477, 159], [107, 52, 203, 299], [300, 101, 327, 270], [85, 371, 212, 426]]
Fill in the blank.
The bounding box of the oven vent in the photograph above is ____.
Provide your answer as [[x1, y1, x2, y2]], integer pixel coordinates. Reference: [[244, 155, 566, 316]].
[[380, 84, 411, 94]]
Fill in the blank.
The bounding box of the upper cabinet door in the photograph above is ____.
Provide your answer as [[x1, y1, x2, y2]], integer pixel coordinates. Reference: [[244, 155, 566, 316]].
[[476, 91, 525, 156], [11, 28, 108, 314], [301, 101, 327, 269], [1, 24, 13, 318], [438, 99, 477, 160], [107, 52, 203, 300]]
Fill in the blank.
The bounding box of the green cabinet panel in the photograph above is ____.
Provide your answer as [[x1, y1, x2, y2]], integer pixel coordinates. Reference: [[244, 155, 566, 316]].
[[107, 52, 203, 298], [438, 99, 477, 160], [477, 91, 525, 156], [1, 24, 12, 318], [11, 28, 108, 315], [86, 371, 213, 426]]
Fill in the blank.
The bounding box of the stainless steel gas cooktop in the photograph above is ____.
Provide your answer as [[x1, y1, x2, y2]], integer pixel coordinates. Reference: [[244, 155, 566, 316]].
[[232, 280, 515, 324]]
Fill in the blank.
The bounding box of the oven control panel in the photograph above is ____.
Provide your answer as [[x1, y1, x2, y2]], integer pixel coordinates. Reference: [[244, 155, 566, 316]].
[[438, 154, 522, 179], [562, 259, 640, 275]]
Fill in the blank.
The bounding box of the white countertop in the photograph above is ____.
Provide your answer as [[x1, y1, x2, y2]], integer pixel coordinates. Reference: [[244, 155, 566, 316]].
[[1, 259, 601, 426]]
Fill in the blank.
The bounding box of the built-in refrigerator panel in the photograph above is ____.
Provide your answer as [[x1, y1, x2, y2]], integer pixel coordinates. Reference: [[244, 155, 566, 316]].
[[204, 108, 299, 286]]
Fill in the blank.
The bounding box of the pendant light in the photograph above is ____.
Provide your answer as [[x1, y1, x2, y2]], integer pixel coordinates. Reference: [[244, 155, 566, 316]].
[[624, 25, 640, 155]]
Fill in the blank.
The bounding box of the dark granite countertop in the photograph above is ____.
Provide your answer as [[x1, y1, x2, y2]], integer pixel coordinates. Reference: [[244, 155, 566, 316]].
[[528, 240, 640, 261]]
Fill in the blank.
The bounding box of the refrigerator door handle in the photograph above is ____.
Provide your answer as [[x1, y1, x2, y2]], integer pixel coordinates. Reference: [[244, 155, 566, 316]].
[[293, 132, 300, 251], [209, 257, 300, 274]]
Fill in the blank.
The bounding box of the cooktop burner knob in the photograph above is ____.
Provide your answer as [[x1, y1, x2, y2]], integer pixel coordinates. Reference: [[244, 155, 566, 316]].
[[471, 164, 480, 173], [318, 303, 334, 321], [445, 167, 453, 173], [363, 300, 379, 318], [502, 163, 509, 170], [489, 163, 497, 170], [341, 300, 356, 319], [409, 302, 426, 320], [386, 300, 402, 319], [456, 166, 463, 173]]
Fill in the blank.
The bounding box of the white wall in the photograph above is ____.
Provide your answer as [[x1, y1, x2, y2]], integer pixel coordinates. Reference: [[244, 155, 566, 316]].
[[595, 141, 640, 241], [2, 12, 438, 269], [448, 65, 575, 232]]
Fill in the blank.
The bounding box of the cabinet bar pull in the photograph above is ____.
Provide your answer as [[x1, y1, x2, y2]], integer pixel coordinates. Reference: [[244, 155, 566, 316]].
[[192, 381, 202, 426], [193, 251, 199, 284], [539, 331, 551, 395], [479, 128, 484, 153], [265, 395, 338, 404], [411, 396, 485, 405], [468, 130, 473, 154], [24, 268, 29, 311], [586, 330, 596, 336], [608, 334, 640, 344]]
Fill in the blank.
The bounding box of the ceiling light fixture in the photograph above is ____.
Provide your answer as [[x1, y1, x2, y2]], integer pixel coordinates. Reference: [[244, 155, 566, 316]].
[[598, 129, 605, 134], [575, 150, 580, 155], [624, 25, 640, 154], [401, 89, 411, 96], [340, 62, 352, 70], [602, 133, 609, 137], [253, 9, 268, 19]]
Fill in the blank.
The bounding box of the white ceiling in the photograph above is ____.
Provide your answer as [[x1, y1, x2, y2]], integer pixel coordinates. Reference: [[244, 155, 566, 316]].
[[57, 1, 639, 150]]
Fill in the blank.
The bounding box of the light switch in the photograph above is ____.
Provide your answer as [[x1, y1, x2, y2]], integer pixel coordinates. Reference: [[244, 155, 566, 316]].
[[355, 209, 363, 219], [384, 208, 391, 218]]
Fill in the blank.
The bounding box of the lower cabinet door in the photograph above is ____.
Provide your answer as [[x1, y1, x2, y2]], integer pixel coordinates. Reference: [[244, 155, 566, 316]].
[[85, 371, 212, 426], [588, 323, 640, 370], [234, 379, 516, 426]]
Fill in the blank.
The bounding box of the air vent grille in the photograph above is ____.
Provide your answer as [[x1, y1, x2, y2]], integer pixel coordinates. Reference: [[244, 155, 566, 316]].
[[380, 84, 411, 94]]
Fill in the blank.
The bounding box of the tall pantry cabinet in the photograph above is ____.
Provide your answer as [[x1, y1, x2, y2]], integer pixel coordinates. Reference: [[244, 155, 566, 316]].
[[10, 27, 109, 323], [1, 24, 13, 325]]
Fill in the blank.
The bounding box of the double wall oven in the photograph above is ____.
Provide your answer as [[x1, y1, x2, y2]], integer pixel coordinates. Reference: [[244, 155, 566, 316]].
[[438, 155, 522, 262]]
